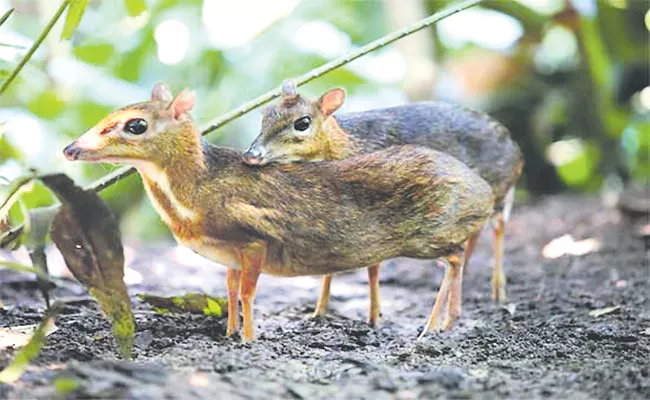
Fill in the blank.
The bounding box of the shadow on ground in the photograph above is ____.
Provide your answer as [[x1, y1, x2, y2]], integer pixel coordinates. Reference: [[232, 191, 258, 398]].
[[1, 195, 649, 399]]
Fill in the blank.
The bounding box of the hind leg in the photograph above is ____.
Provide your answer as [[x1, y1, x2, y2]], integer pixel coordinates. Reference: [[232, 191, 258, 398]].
[[367, 264, 381, 327], [443, 253, 465, 330], [461, 233, 479, 272], [312, 275, 333, 318], [226, 268, 242, 337], [492, 215, 507, 302], [418, 253, 462, 340], [492, 187, 514, 303]]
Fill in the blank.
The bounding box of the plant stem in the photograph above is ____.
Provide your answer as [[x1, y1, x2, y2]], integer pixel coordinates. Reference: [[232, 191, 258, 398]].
[[200, 0, 482, 135], [0, 8, 14, 27], [0, 1, 70, 96], [85, 0, 483, 193]]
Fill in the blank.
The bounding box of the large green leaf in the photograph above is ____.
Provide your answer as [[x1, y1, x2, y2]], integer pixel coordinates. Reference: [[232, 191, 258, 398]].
[[61, 0, 89, 40], [40, 173, 134, 359]]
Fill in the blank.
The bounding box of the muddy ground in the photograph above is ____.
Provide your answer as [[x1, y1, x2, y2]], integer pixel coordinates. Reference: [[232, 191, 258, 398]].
[[1, 194, 649, 399]]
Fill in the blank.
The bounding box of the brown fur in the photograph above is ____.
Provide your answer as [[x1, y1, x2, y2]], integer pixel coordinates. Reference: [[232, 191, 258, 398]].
[[65, 100, 494, 278], [248, 87, 523, 208]]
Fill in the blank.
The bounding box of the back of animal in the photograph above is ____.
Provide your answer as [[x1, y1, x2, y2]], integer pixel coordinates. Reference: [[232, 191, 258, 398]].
[[336, 102, 523, 203]]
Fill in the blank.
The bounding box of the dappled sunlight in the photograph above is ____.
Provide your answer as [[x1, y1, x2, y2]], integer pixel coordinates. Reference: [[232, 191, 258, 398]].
[[202, 0, 300, 48], [292, 21, 350, 59], [542, 234, 601, 259], [154, 19, 189, 65], [438, 8, 523, 50]]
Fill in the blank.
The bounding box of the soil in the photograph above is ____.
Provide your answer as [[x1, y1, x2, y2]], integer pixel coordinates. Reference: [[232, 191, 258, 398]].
[[1, 194, 649, 400]]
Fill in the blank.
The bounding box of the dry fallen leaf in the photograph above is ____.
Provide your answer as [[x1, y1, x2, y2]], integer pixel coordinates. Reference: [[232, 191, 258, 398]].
[[0, 322, 58, 350], [588, 306, 621, 317]]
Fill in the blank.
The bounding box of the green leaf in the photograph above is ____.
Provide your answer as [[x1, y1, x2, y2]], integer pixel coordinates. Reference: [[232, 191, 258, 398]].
[[54, 377, 78, 394], [74, 42, 114, 65], [61, 0, 89, 40], [125, 0, 147, 16], [40, 173, 134, 359], [27, 90, 66, 120], [137, 293, 227, 317], [0, 174, 35, 220], [0, 303, 60, 384]]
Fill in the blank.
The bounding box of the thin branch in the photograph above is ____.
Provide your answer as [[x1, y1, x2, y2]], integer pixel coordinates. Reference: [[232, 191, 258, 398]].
[[0, 0, 482, 245], [0, 1, 70, 96], [200, 0, 482, 134], [83, 0, 483, 193]]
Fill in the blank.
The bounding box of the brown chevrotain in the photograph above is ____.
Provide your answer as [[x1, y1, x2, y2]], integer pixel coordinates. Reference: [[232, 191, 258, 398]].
[[63, 83, 494, 342], [244, 80, 523, 323]]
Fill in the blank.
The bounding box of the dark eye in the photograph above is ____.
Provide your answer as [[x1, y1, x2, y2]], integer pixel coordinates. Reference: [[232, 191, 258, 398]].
[[293, 116, 311, 132], [124, 118, 148, 135]]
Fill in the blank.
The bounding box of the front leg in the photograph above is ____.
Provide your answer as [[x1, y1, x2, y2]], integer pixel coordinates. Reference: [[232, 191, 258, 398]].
[[239, 243, 265, 343], [417, 251, 463, 340], [367, 264, 381, 327], [312, 275, 333, 318], [226, 268, 241, 337]]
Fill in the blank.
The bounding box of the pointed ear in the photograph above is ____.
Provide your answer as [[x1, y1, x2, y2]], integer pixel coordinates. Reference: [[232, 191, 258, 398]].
[[318, 88, 345, 117], [168, 89, 196, 119], [281, 80, 297, 99], [152, 82, 173, 102]]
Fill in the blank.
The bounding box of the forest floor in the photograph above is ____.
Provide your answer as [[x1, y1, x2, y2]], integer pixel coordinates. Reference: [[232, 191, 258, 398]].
[[1, 194, 649, 399]]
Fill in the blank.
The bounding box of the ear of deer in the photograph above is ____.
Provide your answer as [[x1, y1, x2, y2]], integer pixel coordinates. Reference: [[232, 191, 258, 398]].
[[318, 88, 346, 117], [281, 80, 298, 100], [152, 82, 173, 102], [168, 89, 196, 119]]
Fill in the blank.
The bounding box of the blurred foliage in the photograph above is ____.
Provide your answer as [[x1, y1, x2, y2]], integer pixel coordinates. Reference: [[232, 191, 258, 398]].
[[0, 0, 648, 240]]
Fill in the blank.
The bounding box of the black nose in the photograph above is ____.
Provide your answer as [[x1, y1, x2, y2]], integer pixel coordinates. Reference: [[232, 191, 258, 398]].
[[243, 148, 263, 165], [63, 143, 80, 160]]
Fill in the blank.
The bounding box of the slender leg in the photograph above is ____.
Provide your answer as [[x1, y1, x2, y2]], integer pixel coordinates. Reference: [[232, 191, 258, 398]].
[[367, 264, 381, 327], [461, 233, 479, 272], [226, 268, 241, 337], [492, 214, 507, 303], [312, 275, 333, 318], [443, 254, 465, 330], [418, 256, 456, 340], [239, 244, 265, 343]]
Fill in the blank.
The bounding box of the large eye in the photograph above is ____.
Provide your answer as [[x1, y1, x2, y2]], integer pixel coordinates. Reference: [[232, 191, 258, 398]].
[[293, 116, 311, 132], [124, 118, 148, 135]]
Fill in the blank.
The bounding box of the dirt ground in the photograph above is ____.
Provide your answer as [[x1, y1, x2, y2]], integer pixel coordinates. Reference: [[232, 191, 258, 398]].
[[1, 194, 649, 399]]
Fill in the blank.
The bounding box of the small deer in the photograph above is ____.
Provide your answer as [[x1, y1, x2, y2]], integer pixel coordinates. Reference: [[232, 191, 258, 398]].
[[63, 83, 494, 342], [243, 80, 523, 324]]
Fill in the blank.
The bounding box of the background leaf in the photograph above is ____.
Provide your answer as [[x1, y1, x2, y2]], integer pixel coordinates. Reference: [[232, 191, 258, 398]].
[[125, 0, 147, 17], [61, 0, 88, 40], [0, 174, 35, 220], [137, 293, 227, 317], [40, 173, 134, 359]]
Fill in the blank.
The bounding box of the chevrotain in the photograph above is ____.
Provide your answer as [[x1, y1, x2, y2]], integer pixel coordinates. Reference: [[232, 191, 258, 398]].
[[63, 83, 494, 342], [243, 80, 523, 321]]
